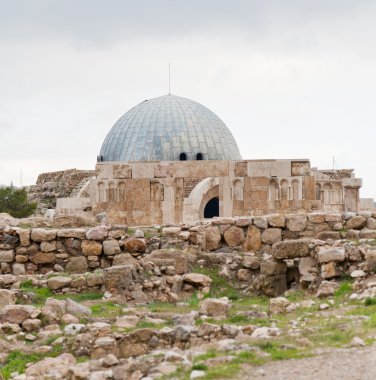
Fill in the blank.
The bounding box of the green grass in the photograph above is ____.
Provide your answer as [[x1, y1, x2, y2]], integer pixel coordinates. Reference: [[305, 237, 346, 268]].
[[192, 364, 208, 371], [199, 363, 241, 379], [136, 320, 172, 329], [0, 351, 42, 379], [0, 346, 64, 379], [90, 301, 122, 318], [187, 291, 200, 308], [334, 281, 352, 299], [20, 281, 103, 306], [365, 297, 376, 306], [259, 342, 307, 361], [194, 349, 218, 362], [192, 266, 241, 300]]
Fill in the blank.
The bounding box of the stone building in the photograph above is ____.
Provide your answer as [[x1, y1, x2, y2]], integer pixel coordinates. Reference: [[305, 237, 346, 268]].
[[54, 93, 369, 225]]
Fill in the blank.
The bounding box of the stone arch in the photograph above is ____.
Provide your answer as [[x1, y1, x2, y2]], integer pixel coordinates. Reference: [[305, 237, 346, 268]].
[[323, 183, 332, 204], [292, 179, 300, 200], [183, 177, 220, 223], [107, 181, 117, 202], [233, 179, 243, 201], [98, 182, 105, 202], [280, 179, 289, 200], [270, 178, 279, 201], [315, 183, 322, 201], [118, 182, 126, 202]]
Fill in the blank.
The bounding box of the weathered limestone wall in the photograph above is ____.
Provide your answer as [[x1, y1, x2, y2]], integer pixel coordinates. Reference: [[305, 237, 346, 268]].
[[2, 212, 376, 296], [27, 169, 95, 214], [80, 159, 361, 225]]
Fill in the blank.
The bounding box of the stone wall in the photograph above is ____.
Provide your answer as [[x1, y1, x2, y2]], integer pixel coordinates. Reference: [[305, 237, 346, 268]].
[[27, 169, 95, 214], [2, 212, 376, 297]]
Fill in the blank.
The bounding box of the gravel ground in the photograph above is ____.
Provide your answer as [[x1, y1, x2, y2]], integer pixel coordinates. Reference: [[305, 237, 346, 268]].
[[239, 346, 376, 380]]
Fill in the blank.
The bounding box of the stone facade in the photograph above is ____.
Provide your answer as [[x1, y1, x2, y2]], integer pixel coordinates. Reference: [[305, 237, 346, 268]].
[[54, 159, 366, 226]]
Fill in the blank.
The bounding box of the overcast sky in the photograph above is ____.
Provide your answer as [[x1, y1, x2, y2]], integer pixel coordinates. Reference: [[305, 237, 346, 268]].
[[1, 0, 376, 198]]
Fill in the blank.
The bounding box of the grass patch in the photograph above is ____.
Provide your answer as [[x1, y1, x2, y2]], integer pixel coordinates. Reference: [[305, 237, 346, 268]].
[[0, 346, 64, 379], [192, 266, 241, 300], [20, 285, 52, 306], [136, 320, 172, 329], [90, 301, 122, 318], [334, 281, 353, 299], [63, 292, 103, 302], [194, 349, 218, 362], [0, 351, 41, 379], [148, 301, 194, 314], [263, 344, 305, 361], [198, 363, 241, 380], [365, 297, 376, 306], [192, 363, 208, 371], [20, 281, 103, 306], [187, 291, 200, 308]]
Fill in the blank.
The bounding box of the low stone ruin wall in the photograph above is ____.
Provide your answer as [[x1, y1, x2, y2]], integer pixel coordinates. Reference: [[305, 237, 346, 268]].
[[26, 168, 95, 214], [1, 211, 376, 297]]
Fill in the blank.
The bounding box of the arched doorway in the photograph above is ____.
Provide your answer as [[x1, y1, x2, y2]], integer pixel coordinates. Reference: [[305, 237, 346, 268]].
[[182, 177, 220, 223], [204, 197, 219, 218]]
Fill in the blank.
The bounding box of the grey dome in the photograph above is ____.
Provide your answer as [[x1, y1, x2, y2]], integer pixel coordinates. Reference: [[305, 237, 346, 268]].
[[99, 94, 242, 162]]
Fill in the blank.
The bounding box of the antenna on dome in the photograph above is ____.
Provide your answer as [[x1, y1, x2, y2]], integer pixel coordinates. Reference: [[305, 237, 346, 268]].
[[168, 62, 171, 95]]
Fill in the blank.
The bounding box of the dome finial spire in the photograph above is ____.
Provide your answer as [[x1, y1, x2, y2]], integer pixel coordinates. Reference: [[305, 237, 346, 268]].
[[168, 62, 171, 95]]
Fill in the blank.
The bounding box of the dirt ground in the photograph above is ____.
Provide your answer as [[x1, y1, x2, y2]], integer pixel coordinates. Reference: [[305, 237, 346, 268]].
[[240, 346, 376, 380]]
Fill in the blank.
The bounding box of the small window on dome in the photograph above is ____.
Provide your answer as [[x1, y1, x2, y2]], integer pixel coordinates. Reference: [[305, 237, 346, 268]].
[[179, 153, 187, 161], [196, 153, 204, 160]]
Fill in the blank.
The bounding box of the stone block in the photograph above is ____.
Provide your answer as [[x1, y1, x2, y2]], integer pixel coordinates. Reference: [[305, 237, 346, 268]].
[[367, 218, 376, 230], [57, 228, 87, 239], [317, 231, 341, 240], [0, 289, 16, 308], [0, 305, 36, 324], [242, 254, 260, 269], [317, 246, 346, 263], [183, 273, 212, 288], [104, 265, 133, 292], [103, 240, 121, 255], [308, 213, 325, 224], [321, 262, 340, 279], [30, 228, 57, 242], [244, 225, 262, 251], [200, 298, 229, 317], [124, 238, 146, 253], [85, 226, 108, 241], [81, 240, 102, 256], [205, 227, 221, 251], [148, 249, 188, 275], [364, 250, 376, 272], [65, 238, 82, 256], [31, 251, 55, 264], [324, 214, 342, 222], [223, 226, 245, 247], [261, 228, 282, 244], [12, 263, 25, 275], [260, 259, 287, 275], [0, 250, 14, 263], [360, 229, 376, 239], [286, 215, 307, 232], [65, 257, 88, 274], [253, 216, 268, 229], [267, 214, 285, 228], [48, 276, 72, 290], [17, 229, 30, 246], [272, 240, 311, 259], [40, 241, 56, 253], [346, 216, 367, 230]]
